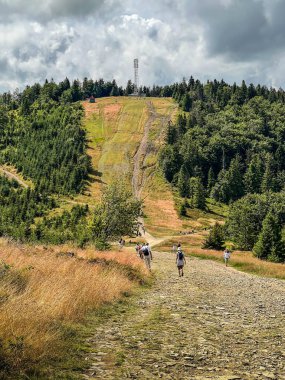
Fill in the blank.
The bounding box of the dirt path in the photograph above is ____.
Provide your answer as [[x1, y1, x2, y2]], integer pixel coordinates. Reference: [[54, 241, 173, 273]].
[[83, 247, 285, 380], [132, 101, 156, 199], [0, 168, 28, 188]]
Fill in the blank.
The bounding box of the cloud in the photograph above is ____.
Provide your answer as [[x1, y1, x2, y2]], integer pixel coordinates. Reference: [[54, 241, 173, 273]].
[[188, 0, 285, 62], [0, 0, 120, 23], [1, 0, 285, 92]]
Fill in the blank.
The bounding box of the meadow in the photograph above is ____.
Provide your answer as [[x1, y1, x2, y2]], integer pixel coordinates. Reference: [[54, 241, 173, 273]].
[[0, 239, 148, 378]]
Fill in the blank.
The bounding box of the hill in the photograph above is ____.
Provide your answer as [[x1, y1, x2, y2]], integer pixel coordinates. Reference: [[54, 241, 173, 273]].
[[0, 77, 285, 378]]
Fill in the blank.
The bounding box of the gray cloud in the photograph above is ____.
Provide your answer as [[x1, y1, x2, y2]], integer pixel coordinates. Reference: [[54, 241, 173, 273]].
[[0, 0, 119, 22], [186, 0, 285, 61]]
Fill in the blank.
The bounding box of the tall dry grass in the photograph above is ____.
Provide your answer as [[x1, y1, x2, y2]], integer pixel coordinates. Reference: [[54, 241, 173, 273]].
[[0, 240, 147, 376]]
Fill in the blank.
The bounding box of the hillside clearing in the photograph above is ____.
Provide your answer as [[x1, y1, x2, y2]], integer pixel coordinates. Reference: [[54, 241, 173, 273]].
[[78, 97, 182, 236]]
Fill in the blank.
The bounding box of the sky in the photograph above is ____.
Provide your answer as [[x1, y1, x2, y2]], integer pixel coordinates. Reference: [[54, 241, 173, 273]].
[[1, 0, 285, 92]]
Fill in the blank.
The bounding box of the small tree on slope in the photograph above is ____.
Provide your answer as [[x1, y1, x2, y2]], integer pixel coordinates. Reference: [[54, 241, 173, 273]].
[[253, 211, 285, 262], [91, 181, 142, 249], [203, 222, 225, 250]]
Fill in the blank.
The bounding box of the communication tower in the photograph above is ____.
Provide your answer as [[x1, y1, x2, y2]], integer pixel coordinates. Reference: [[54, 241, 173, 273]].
[[134, 58, 139, 95]]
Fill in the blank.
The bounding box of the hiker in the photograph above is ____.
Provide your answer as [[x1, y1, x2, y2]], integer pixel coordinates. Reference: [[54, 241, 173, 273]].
[[142, 242, 152, 270], [224, 248, 231, 267], [138, 244, 143, 259], [172, 243, 177, 253], [135, 243, 140, 256], [177, 242, 181, 249], [176, 247, 186, 277]]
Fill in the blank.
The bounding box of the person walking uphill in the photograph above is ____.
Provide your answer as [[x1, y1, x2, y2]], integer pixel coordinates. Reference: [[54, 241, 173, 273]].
[[142, 243, 152, 271], [224, 248, 231, 267], [176, 247, 186, 277]]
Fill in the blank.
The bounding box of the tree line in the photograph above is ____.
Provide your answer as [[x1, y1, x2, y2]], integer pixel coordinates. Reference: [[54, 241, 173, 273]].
[[159, 77, 285, 262]]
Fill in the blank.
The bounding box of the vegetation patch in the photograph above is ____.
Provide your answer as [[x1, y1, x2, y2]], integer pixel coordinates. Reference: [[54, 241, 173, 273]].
[[0, 240, 148, 379]]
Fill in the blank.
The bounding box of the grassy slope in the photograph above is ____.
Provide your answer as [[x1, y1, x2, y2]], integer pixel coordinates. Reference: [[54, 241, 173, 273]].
[[77, 97, 184, 236], [51, 97, 227, 234]]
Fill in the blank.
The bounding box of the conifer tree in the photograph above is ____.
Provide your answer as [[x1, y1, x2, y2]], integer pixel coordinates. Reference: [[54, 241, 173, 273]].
[[253, 212, 285, 262], [182, 93, 192, 112], [189, 177, 205, 209], [179, 198, 188, 216], [261, 154, 277, 192], [177, 164, 189, 197], [207, 167, 215, 194], [244, 155, 263, 194], [227, 155, 244, 201], [203, 222, 224, 250]]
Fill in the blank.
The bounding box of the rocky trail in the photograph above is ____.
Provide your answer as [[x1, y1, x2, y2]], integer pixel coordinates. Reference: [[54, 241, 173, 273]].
[[83, 247, 285, 380]]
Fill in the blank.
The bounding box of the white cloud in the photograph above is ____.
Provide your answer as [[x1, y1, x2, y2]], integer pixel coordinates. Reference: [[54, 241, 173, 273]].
[[1, 0, 285, 91]]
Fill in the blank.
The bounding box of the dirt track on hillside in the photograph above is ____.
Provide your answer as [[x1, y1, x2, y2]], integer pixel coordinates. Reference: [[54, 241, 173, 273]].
[[83, 247, 285, 380], [0, 168, 28, 188], [132, 101, 156, 199]]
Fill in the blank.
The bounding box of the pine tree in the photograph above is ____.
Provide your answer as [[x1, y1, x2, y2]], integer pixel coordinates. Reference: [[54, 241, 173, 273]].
[[261, 154, 277, 192], [244, 155, 263, 194], [227, 155, 244, 201], [189, 177, 205, 209], [166, 121, 177, 144], [125, 80, 134, 95], [179, 198, 188, 216], [203, 222, 225, 250], [177, 165, 189, 197], [182, 93, 192, 112], [253, 212, 285, 262], [210, 169, 229, 203], [207, 167, 215, 194]]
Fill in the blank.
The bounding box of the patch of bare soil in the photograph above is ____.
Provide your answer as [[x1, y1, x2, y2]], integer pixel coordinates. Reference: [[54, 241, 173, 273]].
[[82, 101, 100, 119], [103, 103, 121, 121]]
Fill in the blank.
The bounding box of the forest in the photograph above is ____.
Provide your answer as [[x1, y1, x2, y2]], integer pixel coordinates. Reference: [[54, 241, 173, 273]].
[[0, 76, 285, 261], [159, 78, 285, 262], [0, 78, 143, 247]]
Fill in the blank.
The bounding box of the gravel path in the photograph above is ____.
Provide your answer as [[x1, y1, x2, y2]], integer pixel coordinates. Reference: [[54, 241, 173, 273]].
[[83, 250, 285, 380], [0, 168, 28, 188]]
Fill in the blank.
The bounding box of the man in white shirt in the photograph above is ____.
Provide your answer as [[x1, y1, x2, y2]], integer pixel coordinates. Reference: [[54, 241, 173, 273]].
[[223, 248, 231, 267]]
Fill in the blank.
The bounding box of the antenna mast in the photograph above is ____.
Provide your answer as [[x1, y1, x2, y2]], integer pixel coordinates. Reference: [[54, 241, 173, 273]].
[[134, 58, 139, 95]]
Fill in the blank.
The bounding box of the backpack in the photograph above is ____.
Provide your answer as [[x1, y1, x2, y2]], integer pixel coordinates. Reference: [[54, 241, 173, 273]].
[[178, 251, 184, 260], [143, 246, 149, 256]]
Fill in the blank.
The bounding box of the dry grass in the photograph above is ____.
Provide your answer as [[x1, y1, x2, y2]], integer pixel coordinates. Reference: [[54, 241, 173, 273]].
[[0, 240, 147, 376]]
